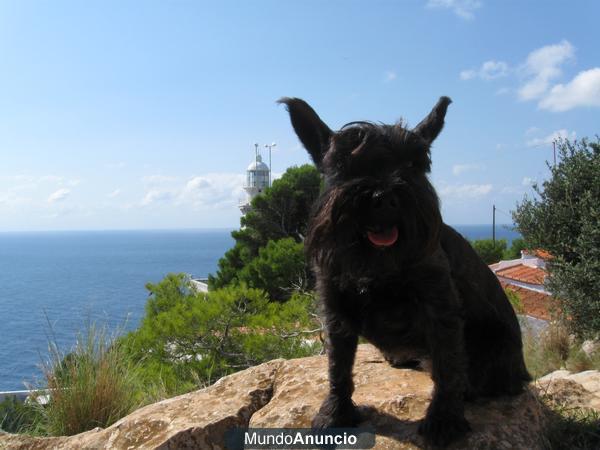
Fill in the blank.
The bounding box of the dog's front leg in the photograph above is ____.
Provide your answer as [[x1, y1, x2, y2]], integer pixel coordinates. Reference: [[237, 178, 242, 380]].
[[418, 291, 471, 446], [312, 314, 360, 429]]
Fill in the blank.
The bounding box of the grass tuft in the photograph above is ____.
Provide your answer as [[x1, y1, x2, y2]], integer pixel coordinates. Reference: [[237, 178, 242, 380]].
[[32, 321, 143, 436]]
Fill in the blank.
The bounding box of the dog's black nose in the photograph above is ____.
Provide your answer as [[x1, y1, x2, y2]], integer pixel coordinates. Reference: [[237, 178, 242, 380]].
[[372, 191, 399, 212]]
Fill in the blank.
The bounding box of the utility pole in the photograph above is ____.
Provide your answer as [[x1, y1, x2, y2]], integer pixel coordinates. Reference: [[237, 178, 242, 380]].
[[492, 204, 496, 246]]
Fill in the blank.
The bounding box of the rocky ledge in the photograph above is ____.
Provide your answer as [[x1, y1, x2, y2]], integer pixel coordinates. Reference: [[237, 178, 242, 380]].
[[2, 344, 579, 449]]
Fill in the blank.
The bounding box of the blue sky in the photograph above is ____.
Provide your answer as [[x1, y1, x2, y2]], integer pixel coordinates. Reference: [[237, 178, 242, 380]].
[[0, 0, 598, 231]]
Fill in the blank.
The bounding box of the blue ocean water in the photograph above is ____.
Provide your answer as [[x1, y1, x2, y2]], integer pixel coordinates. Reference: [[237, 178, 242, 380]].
[[0, 229, 234, 391], [0, 225, 519, 391], [452, 224, 521, 245]]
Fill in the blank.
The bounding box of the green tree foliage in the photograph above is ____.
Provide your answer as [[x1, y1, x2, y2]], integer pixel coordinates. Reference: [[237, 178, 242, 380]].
[[209, 164, 320, 290], [513, 137, 600, 337], [239, 238, 307, 302], [503, 237, 527, 260], [122, 274, 321, 394], [471, 238, 507, 264]]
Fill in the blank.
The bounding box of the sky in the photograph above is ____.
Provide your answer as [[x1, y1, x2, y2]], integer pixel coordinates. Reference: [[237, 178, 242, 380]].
[[0, 0, 598, 231]]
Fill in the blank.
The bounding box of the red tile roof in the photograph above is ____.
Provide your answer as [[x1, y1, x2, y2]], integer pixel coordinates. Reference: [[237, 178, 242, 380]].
[[496, 264, 546, 285], [500, 282, 556, 321], [523, 249, 554, 260]]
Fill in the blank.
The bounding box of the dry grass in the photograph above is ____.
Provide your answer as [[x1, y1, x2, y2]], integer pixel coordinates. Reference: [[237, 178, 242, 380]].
[[32, 322, 143, 436], [522, 321, 600, 379], [538, 390, 600, 449], [523, 320, 600, 448]]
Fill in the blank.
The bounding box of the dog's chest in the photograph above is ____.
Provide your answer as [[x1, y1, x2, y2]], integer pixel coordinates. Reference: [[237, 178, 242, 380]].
[[343, 284, 427, 348]]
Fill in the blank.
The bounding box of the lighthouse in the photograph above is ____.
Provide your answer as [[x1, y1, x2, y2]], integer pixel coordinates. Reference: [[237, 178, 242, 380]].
[[240, 144, 271, 214]]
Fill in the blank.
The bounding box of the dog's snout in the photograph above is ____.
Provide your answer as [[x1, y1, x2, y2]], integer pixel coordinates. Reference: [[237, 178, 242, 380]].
[[372, 191, 399, 212]]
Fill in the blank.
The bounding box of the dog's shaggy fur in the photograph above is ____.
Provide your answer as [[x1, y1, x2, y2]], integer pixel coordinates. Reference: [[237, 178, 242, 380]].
[[279, 96, 531, 446]]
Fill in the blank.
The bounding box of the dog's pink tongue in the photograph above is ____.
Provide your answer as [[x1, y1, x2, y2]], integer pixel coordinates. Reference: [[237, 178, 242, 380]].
[[367, 226, 398, 247]]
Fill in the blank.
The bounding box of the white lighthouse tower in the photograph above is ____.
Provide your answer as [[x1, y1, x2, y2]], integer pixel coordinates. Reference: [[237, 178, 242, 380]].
[[240, 143, 270, 214]]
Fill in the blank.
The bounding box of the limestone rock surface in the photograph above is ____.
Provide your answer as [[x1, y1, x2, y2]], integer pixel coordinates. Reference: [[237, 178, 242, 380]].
[[536, 369, 600, 412], [0, 345, 546, 449]]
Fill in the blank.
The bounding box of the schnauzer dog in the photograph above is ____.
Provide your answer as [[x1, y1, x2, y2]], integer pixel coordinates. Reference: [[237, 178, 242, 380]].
[[279, 96, 531, 446]]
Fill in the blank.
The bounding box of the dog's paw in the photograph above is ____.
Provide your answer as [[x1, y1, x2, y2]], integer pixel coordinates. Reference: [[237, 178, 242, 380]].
[[311, 396, 360, 429], [418, 412, 471, 447]]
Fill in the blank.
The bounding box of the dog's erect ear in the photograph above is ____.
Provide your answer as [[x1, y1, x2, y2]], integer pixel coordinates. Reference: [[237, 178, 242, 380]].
[[413, 96, 452, 144], [278, 97, 332, 168]]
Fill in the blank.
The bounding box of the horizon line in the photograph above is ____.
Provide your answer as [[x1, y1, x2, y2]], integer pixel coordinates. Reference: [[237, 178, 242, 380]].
[[0, 224, 518, 234]]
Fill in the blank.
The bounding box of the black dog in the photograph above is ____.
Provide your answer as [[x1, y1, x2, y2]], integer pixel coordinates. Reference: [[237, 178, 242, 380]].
[[279, 96, 531, 447]]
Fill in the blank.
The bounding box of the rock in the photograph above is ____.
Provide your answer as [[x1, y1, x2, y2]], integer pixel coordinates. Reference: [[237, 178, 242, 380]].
[[536, 369, 600, 411], [581, 339, 600, 357], [0, 345, 545, 449]]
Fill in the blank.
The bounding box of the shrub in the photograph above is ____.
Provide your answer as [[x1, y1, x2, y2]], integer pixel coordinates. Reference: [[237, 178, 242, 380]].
[[522, 321, 600, 379], [513, 137, 600, 337], [471, 238, 507, 264], [122, 275, 322, 396], [503, 237, 527, 260], [35, 322, 142, 436], [0, 396, 42, 434]]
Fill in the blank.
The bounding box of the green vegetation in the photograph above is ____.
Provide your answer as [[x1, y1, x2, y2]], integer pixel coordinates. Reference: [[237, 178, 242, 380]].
[[209, 164, 320, 292], [543, 405, 600, 450], [522, 321, 600, 380], [505, 288, 524, 314], [121, 274, 321, 395], [513, 137, 600, 338], [239, 238, 307, 301], [471, 238, 507, 264], [33, 323, 143, 436], [470, 237, 527, 264], [0, 396, 41, 434], [522, 320, 600, 449], [503, 237, 527, 260]]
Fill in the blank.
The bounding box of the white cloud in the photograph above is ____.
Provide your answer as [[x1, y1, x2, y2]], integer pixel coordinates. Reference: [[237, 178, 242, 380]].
[[500, 185, 523, 194], [141, 189, 176, 206], [538, 68, 600, 112], [48, 188, 70, 203], [108, 189, 121, 198], [525, 126, 540, 136], [522, 177, 534, 186], [452, 163, 485, 176], [67, 179, 82, 187], [495, 87, 510, 95], [518, 40, 574, 101], [179, 173, 245, 209], [526, 129, 576, 147], [460, 60, 509, 81], [0, 191, 31, 207], [384, 71, 397, 82], [142, 175, 179, 186], [426, 0, 482, 20], [439, 183, 492, 198], [140, 172, 245, 210]]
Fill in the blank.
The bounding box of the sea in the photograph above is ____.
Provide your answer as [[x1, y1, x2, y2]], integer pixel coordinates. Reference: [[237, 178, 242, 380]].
[[0, 225, 520, 391]]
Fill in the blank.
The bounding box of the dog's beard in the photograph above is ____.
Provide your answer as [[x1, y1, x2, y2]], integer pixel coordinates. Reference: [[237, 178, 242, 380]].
[[306, 180, 441, 288]]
